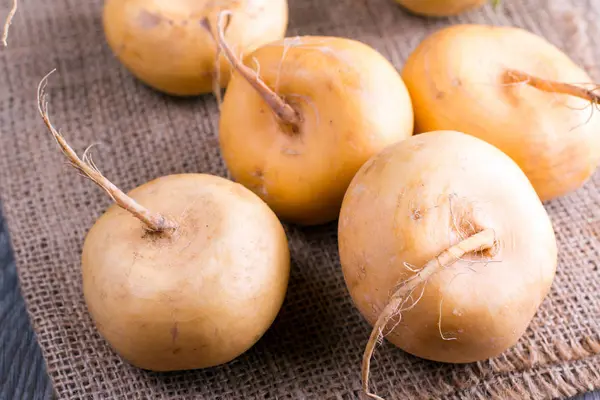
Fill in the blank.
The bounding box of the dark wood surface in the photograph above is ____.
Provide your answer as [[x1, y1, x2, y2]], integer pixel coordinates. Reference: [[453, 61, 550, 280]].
[[0, 210, 53, 400], [0, 209, 597, 400]]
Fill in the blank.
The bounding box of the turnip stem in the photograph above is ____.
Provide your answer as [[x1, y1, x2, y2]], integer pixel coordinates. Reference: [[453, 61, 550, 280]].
[[199, 17, 224, 109], [362, 228, 496, 400], [36, 70, 178, 233], [2, 0, 18, 47], [213, 11, 301, 129], [504, 69, 600, 104]]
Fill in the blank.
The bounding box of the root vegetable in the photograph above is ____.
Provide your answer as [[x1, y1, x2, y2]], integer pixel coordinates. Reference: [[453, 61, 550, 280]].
[[103, 0, 288, 96], [394, 0, 488, 17], [37, 72, 290, 371], [338, 130, 557, 399], [2, 0, 18, 46], [402, 24, 600, 201], [215, 13, 414, 226]]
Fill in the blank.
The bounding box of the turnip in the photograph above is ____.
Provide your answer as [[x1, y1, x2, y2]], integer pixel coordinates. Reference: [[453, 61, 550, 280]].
[[394, 0, 490, 17], [37, 72, 290, 371], [214, 13, 414, 226], [402, 24, 600, 201], [338, 131, 557, 399], [103, 0, 288, 96], [2, 0, 17, 46]]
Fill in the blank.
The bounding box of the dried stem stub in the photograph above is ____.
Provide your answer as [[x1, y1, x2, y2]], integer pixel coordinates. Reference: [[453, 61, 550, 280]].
[[2, 0, 18, 47], [362, 228, 496, 400], [503, 69, 600, 105], [37, 70, 178, 233], [199, 16, 225, 109], [214, 11, 301, 130]]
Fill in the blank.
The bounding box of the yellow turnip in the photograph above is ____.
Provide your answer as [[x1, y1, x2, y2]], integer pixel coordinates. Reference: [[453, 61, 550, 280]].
[[338, 130, 557, 399], [37, 72, 290, 371], [215, 13, 414, 226], [402, 24, 600, 201], [103, 0, 288, 96]]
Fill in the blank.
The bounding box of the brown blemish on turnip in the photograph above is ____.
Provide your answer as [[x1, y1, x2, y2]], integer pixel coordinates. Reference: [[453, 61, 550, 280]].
[[361, 159, 377, 176], [358, 262, 367, 281], [250, 169, 268, 197], [281, 148, 301, 156], [370, 303, 379, 316], [171, 323, 179, 344], [411, 208, 422, 221], [199, 18, 211, 32], [137, 10, 162, 29]]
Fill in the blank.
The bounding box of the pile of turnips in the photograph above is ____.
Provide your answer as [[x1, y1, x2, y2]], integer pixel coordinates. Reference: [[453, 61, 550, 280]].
[[8, 0, 599, 398]]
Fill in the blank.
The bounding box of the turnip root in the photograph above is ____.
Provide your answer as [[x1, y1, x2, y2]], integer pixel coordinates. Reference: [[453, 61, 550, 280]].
[[394, 0, 488, 17], [215, 13, 414, 226], [37, 72, 290, 371], [402, 24, 600, 201], [338, 131, 557, 399], [103, 0, 288, 96], [2, 0, 17, 46]]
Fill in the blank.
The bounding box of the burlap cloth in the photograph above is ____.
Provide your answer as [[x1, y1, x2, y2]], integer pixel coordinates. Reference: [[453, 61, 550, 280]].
[[1, 0, 600, 398]]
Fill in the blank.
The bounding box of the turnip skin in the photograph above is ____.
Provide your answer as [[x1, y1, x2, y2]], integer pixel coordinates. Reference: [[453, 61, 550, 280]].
[[338, 131, 557, 398], [38, 73, 290, 372], [82, 173, 290, 371], [102, 0, 288, 96], [395, 0, 487, 17], [402, 24, 600, 201], [218, 33, 414, 226]]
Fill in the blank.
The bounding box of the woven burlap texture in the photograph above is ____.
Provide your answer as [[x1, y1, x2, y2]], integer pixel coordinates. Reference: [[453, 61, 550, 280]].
[[1, 0, 600, 398]]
